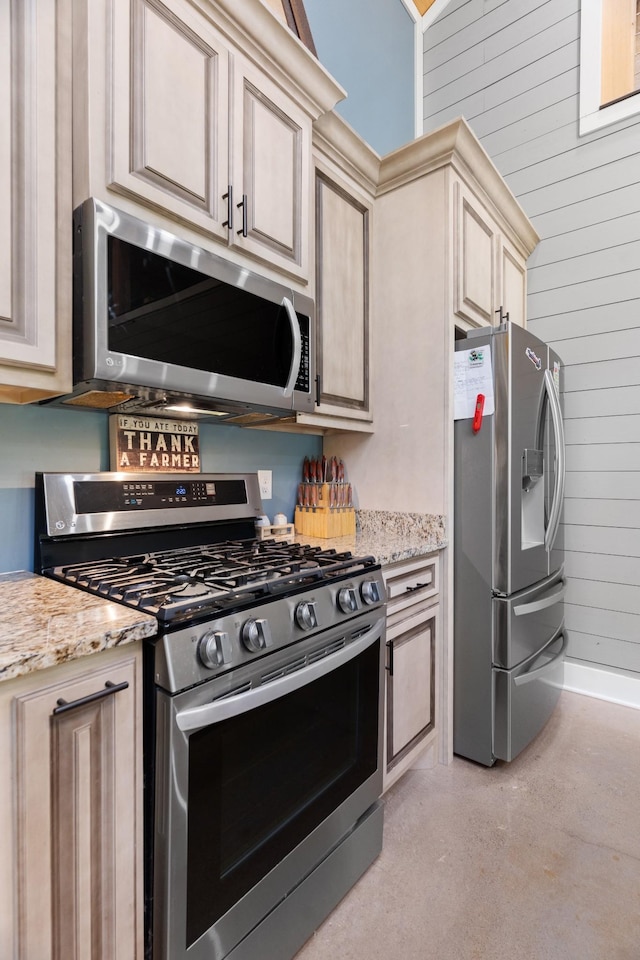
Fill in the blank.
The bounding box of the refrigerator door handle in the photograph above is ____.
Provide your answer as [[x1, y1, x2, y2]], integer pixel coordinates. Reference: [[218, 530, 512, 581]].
[[514, 631, 567, 686], [543, 369, 566, 552], [513, 581, 566, 617]]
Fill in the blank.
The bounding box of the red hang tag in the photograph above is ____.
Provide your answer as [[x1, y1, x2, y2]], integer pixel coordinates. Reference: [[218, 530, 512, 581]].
[[472, 393, 485, 433]]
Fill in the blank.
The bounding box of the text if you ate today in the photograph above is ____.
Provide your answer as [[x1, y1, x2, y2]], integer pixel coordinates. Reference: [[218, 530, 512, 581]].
[[109, 415, 201, 472]]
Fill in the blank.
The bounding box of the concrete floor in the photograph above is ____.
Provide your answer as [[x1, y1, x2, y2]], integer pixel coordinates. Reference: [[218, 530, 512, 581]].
[[294, 691, 640, 960]]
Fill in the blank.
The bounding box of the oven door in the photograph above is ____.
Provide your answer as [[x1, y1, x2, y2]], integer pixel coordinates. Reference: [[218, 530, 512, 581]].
[[151, 611, 385, 960]]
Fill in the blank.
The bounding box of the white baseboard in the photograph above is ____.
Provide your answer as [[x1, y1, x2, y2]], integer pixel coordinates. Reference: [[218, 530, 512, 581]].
[[563, 660, 640, 710]]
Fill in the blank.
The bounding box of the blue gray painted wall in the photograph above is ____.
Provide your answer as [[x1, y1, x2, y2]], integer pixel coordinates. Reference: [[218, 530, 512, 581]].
[[0, 403, 320, 573], [423, 0, 640, 678], [304, 0, 415, 155]]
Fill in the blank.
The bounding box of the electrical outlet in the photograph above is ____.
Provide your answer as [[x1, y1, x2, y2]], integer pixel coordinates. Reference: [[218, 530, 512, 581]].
[[258, 469, 272, 500]]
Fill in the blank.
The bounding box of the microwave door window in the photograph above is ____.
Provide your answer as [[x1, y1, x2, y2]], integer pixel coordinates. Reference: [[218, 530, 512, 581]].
[[107, 236, 294, 388]]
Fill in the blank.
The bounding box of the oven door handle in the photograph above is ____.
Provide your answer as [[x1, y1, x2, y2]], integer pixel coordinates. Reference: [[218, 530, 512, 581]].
[[175, 617, 385, 733]]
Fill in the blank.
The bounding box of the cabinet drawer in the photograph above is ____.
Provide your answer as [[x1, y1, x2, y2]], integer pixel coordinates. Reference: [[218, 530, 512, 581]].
[[384, 555, 439, 616]]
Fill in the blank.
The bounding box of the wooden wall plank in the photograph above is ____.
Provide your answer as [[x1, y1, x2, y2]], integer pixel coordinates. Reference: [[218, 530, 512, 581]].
[[547, 328, 640, 366], [528, 211, 640, 268], [567, 577, 640, 615], [528, 271, 640, 320], [424, 13, 578, 115], [530, 181, 640, 239], [564, 358, 640, 394], [566, 632, 640, 671], [562, 385, 640, 419], [565, 549, 640, 584], [527, 240, 640, 294], [564, 523, 640, 556], [564, 414, 640, 444], [423, 0, 484, 52], [528, 304, 640, 344], [563, 498, 640, 528], [566, 441, 640, 469], [565, 602, 640, 644]]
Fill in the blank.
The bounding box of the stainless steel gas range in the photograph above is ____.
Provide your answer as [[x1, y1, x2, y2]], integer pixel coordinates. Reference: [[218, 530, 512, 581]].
[[35, 472, 386, 960]]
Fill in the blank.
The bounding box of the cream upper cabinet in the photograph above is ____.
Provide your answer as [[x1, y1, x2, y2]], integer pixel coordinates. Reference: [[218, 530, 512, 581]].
[[0, 0, 72, 402], [293, 111, 378, 434], [453, 178, 528, 332], [229, 53, 311, 275], [109, 0, 231, 244], [0, 645, 143, 959], [77, 0, 343, 285]]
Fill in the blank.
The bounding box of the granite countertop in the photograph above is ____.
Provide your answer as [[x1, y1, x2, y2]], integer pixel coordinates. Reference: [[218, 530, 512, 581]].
[[0, 571, 158, 684], [295, 509, 447, 566]]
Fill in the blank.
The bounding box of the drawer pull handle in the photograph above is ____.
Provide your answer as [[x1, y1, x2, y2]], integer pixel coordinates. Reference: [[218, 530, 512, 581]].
[[405, 581, 428, 593], [52, 680, 129, 716]]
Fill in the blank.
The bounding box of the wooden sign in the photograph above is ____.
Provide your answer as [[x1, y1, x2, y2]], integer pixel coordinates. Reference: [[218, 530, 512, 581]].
[[109, 415, 200, 473]]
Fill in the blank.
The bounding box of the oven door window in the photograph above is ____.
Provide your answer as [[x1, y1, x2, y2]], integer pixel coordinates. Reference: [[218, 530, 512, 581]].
[[185, 640, 380, 948]]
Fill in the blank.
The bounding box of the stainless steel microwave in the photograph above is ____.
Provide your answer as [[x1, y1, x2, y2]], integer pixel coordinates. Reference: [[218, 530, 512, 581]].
[[49, 198, 315, 424]]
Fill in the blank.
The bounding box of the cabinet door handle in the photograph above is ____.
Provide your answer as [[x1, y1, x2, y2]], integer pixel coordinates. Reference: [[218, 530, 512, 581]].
[[222, 185, 233, 230], [405, 581, 428, 594], [236, 194, 248, 237], [386, 639, 394, 676], [52, 680, 129, 716]]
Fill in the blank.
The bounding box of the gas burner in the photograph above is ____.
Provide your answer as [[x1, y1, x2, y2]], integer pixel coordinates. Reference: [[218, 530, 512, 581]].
[[46, 538, 379, 624], [167, 581, 214, 599]]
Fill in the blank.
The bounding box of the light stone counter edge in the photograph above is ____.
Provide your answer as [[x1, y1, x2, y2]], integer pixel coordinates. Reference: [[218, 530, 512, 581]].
[[292, 509, 447, 566], [0, 571, 158, 684]]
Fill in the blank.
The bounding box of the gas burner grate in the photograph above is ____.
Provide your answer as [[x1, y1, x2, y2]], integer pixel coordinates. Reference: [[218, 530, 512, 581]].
[[47, 540, 378, 624]]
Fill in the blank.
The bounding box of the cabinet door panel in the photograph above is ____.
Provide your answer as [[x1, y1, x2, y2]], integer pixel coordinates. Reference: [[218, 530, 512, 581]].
[[111, 0, 229, 236], [0, 1, 11, 324], [500, 238, 526, 328], [0, 0, 69, 394], [138, 2, 210, 202], [315, 172, 370, 412], [246, 86, 297, 253], [13, 654, 140, 960], [232, 57, 309, 278], [316, 170, 371, 417], [387, 606, 437, 769], [454, 182, 497, 329]]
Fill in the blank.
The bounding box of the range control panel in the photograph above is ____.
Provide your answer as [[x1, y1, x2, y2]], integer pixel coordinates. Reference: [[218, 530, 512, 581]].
[[73, 478, 248, 513]]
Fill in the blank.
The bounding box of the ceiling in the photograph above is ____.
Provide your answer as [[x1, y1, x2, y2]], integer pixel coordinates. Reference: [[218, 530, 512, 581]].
[[411, 0, 438, 14]]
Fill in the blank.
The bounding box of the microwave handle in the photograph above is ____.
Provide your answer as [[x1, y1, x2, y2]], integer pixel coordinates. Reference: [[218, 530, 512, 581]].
[[282, 297, 302, 399]]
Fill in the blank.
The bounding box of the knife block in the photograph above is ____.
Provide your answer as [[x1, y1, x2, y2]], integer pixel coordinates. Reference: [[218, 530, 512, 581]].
[[294, 483, 355, 539]]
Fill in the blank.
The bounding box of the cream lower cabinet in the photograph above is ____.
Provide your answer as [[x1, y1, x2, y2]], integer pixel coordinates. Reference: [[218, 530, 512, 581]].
[[0, 0, 72, 401], [78, 0, 343, 285], [454, 178, 528, 331], [0, 645, 143, 959], [382, 554, 440, 792]]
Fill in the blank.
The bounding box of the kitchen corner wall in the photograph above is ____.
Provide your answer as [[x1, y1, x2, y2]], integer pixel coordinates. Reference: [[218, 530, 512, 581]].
[[303, 0, 415, 155], [0, 403, 320, 574]]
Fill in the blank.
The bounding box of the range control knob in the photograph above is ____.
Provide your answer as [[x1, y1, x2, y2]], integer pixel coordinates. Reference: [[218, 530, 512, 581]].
[[295, 600, 318, 631], [198, 630, 232, 669], [241, 618, 272, 653], [337, 587, 358, 614], [360, 580, 381, 605]]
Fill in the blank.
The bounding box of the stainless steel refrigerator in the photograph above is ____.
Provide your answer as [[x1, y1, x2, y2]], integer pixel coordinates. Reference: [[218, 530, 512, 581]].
[[453, 321, 566, 766]]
